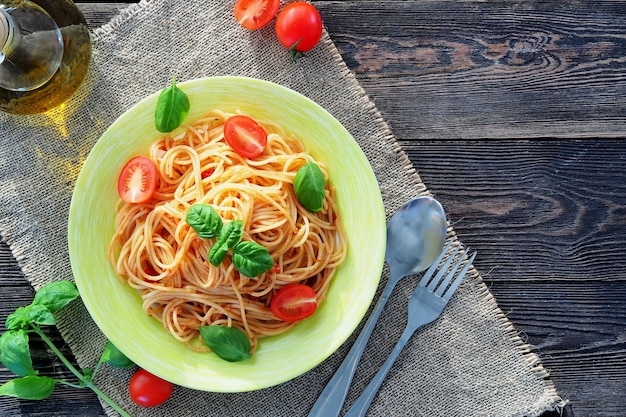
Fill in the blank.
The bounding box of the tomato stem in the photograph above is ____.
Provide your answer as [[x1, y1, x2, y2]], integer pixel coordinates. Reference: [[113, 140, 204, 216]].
[[288, 40, 305, 62]]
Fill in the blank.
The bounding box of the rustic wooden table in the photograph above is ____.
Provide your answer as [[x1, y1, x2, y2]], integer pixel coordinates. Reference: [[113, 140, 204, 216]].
[[2, 1, 625, 416]]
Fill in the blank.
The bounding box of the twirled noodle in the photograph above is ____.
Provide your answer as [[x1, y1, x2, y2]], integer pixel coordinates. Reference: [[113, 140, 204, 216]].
[[108, 109, 347, 353]]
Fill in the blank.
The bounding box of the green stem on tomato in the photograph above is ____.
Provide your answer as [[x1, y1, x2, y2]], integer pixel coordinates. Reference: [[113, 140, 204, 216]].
[[32, 325, 133, 417]]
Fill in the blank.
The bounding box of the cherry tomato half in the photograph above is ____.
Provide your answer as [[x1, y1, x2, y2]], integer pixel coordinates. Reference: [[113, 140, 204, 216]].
[[271, 284, 318, 322], [223, 115, 268, 158], [234, 0, 280, 30], [129, 369, 173, 407], [117, 156, 158, 204], [275, 2, 323, 53]]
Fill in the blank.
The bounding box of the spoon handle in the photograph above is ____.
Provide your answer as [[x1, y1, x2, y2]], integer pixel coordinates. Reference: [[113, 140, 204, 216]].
[[343, 327, 413, 417], [307, 275, 397, 417]]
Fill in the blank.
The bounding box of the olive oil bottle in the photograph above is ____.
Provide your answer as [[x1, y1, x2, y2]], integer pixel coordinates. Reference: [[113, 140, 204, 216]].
[[0, 0, 91, 114]]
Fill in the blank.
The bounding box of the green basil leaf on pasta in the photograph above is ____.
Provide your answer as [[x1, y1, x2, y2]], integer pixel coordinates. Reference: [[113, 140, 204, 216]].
[[186, 204, 223, 239], [0, 330, 37, 377], [208, 240, 229, 266], [294, 159, 326, 213], [32, 281, 79, 313], [0, 376, 57, 400], [100, 341, 135, 369], [199, 326, 251, 362], [209, 220, 244, 266], [155, 77, 190, 133], [220, 220, 244, 248], [232, 241, 274, 277]]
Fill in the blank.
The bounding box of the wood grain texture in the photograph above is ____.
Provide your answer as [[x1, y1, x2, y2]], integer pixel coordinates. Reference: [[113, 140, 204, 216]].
[[316, 0, 626, 139], [404, 140, 626, 417]]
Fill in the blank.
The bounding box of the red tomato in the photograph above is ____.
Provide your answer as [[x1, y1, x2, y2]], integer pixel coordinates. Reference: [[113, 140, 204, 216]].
[[117, 156, 157, 204], [223, 115, 268, 158], [234, 0, 280, 30], [271, 284, 318, 322], [129, 369, 173, 407], [275, 2, 323, 56]]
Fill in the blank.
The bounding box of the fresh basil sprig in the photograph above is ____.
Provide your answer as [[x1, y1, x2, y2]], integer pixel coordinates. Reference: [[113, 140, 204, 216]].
[[155, 77, 190, 133], [199, 326, 251, 362], [294, 159, 326, 213], [0, 281, 134, 417], [186, 204, 274, 277], [209, 220, 244, 266]]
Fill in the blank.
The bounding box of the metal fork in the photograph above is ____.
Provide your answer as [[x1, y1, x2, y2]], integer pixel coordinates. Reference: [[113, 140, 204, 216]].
[[343, 243, 476, 417]]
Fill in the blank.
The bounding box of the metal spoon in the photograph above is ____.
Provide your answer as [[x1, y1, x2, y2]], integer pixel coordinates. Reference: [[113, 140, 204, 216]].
[[308, 196, 447, 417]]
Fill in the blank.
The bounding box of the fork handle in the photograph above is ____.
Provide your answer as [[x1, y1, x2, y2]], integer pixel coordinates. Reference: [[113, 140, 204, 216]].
[[307, 278, 397, 417], [343, 327, 413, 417]]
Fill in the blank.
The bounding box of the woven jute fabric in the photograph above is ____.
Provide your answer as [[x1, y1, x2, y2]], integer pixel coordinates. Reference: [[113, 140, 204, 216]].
[[0, 0, 567, 416]]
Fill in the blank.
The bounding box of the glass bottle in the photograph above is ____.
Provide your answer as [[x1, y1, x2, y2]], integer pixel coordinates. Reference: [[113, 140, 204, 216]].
[[0, 0, 91, 114]]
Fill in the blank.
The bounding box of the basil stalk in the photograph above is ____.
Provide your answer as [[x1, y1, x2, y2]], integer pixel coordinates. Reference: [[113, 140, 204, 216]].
[[0, 281, 133, 417]]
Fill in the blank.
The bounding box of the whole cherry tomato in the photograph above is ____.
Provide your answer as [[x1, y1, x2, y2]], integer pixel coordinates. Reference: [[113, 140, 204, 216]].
[[275, 2, 323, 61], [129, 369, 173, 407]]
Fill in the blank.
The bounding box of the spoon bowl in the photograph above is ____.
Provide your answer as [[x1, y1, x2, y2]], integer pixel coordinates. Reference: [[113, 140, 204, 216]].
[[386, 196, 448, 277], [308, 195, 448, 417]]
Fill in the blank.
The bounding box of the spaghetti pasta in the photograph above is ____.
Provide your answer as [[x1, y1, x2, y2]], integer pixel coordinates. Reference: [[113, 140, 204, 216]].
[[108, 109, 347, 354]]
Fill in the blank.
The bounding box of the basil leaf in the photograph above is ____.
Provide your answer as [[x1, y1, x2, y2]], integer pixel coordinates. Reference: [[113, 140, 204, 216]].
[[155, 77, 190, 133], [100, 341, 135, 369], [5, 305, 54, 329], [33, 280, 79, 313], [209, 219, 244, 266], [208, 240, 229, 266], [294, 160, 326, 213], [0, 330, 37, 377], [186, 204, 223, 239], [0, 376, 57, 400], [24, 304, 56, 326], [5, 306, 30, 331], [232, 241, 274, 277], [220, 220, 244, 248], [199, 326, 250, 362]]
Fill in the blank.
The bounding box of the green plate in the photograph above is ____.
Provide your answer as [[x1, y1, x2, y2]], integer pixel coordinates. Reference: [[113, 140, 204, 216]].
[[68, 76, 386, 392]]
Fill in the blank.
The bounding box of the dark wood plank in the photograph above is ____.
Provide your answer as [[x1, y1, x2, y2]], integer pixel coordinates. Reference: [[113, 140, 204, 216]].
[[316, 0, 626, 139], [404, 139, 626, 417], [81, 0, 626, 138]]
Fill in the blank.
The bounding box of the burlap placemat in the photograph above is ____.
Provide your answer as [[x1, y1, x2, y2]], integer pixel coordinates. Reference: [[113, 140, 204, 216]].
[[0, 0, 567, 416]]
